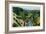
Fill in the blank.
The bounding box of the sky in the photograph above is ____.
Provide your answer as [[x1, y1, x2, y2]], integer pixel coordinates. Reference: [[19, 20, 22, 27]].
[[18, 6, 40, 10]]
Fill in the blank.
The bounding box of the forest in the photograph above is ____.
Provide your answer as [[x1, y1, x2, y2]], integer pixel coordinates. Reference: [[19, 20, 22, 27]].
[[12, 7, 40, 27]]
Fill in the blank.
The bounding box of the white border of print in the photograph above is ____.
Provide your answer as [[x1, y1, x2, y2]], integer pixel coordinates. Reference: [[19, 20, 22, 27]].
[[9, 3, 43, 31]]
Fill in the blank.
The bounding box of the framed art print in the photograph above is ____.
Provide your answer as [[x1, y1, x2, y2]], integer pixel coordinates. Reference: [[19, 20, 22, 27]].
[[5, 1, 45, 33]]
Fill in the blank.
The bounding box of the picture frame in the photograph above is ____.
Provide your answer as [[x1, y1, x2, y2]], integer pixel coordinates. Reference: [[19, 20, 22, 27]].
[[5, 1, 45, 33]]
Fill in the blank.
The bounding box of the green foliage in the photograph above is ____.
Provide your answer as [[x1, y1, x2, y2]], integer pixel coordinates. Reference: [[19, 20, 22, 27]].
[[12, 23, 18, 27], [13, 7, 23, 15], [12, 7, 40, 27], [13, 18, 21, 26]]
